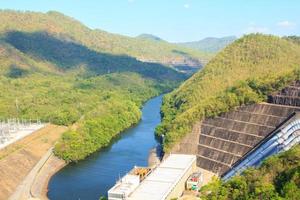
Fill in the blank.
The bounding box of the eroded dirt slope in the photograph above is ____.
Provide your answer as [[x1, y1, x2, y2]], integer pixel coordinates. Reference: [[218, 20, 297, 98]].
[[0, 124, 67, 200]]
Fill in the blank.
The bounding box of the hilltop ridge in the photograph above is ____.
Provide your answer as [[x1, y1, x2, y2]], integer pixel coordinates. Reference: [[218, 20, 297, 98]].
[[0, 10, 212, 71], [136, 33, 164, 42], [177, 36, 237, 53]]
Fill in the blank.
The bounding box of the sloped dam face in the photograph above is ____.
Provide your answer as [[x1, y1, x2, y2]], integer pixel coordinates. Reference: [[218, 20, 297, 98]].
[[47, 95, 162, 200], [174, 81, 300, 176]]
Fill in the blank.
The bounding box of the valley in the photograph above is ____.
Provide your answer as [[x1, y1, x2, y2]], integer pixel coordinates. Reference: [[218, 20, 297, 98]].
[[0, 10, 200, 163], [0, 2, 299, 200]]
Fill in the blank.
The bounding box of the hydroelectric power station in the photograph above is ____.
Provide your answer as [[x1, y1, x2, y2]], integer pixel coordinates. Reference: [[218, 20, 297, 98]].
[[107, 81, 300, 199]]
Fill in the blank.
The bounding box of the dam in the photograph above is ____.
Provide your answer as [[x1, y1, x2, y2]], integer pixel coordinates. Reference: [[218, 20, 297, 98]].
[[174, 81, 300, 178]]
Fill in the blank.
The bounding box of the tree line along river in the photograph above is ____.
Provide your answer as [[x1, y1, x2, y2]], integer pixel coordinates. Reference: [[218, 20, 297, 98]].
[[48, 95, 163, 200]]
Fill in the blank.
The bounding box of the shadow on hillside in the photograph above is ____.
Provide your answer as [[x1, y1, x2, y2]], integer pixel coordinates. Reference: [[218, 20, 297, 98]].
[[4, 31, 186, 81]]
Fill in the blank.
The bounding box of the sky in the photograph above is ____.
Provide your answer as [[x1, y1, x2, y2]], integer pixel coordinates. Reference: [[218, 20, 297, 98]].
[[0, 0, 299, 42]]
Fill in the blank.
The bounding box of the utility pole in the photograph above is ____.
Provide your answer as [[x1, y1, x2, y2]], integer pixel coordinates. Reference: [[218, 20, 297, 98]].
[[15, 97, 19, 118]]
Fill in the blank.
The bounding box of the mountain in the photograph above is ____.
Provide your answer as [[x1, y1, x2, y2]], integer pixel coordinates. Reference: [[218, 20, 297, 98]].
[[136, 33, 164, 42], [156, 34, 300, 150], [177, 36, 237, 53], [0, 10, 213, 73], [0, 10, 196, 161], [1, 31, 187, 81]]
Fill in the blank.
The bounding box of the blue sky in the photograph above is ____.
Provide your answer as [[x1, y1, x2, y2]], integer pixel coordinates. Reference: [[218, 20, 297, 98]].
[[0, 0, 299, 42]]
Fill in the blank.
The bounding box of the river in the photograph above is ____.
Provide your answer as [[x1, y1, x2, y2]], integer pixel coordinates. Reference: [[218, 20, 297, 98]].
[[47, 95, 163, 200]]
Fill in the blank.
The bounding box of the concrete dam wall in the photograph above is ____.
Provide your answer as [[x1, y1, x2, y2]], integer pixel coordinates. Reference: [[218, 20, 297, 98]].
[[174, 81, 300, 176]]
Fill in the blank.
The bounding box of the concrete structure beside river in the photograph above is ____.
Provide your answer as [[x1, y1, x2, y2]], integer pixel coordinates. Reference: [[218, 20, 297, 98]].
[[108, 154, 197, 200]]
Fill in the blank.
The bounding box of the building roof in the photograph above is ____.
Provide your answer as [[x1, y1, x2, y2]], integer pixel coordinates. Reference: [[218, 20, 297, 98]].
[[108, 174, 140, 196], [128, 154, 196, 200]]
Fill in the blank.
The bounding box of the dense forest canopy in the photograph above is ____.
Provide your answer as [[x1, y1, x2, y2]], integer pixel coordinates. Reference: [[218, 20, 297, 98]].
[[156, 34, 300, 151]]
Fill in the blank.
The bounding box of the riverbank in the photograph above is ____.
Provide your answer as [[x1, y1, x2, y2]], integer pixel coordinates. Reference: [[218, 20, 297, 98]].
[[30, 153, 66, 200], [148, 147, 161, 167]]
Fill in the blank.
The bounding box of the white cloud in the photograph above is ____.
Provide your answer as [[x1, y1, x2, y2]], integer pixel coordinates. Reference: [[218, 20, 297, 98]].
[[244, 23, 269, 34], [277, 20, 296, 28], [184, 4, 190, 9]]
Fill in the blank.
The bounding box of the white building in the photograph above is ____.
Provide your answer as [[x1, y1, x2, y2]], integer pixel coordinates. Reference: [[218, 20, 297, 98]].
[[108, 174, 140, 200], [108, 154, 196, 200]]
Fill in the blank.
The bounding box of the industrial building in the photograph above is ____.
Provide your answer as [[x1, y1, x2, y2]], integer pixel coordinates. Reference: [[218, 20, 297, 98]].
[[108, 154, 196, 200], [108, 174, 140, 200]]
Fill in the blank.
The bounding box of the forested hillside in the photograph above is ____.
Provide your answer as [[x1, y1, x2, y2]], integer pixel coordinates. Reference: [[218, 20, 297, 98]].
[[177, 36, 236, 53], [0, 39, 176, 161], [200, 144, 300, 200], [156, 34, 300, 151], [2, 31, 186, 80], [0, 10, 213, 71], [0, 10, 196, 161]]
